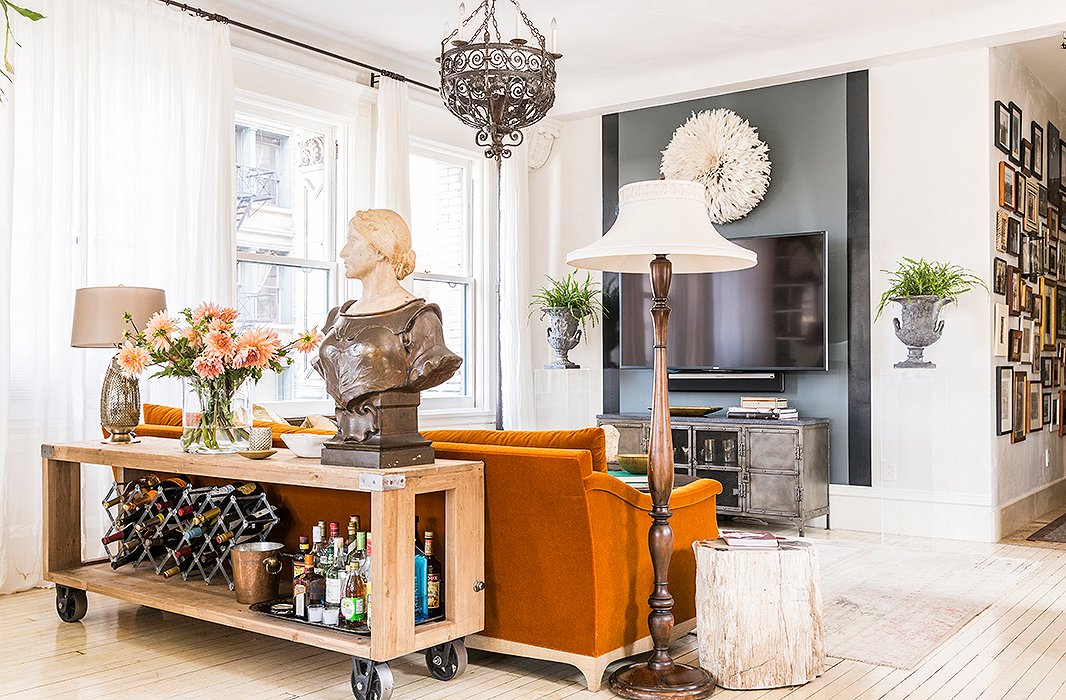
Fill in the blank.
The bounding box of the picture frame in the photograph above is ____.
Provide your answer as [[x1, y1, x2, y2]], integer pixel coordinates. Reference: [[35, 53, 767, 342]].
[[996, 365, 1013, 436], [1022, 139, 1033, 177], [1025, 179, 1041, 233], [994, 257, 1007, 294], [1021, 318, 1034, 363], [1050, 121, 1061, 210], [999, 161, 1017, 209], [1007, 266, 1021, 315], [996, 210, 1009, 253], [1050, 243, 1059, 282], [1016, 172, 1027, 215], [1060, 389, 1066, 437], [1010, 102, 1023, 165], [1043, 277, 1056, 349], [1009, 329, 1023, 362], [1044, 357, 1055, 387], [1008, 217, 1021, 256], [1054, 394, 1060, 430], [1030, 379, 1043, 432], [1061, 139, 1066, 185], [994, 302, 1009, 357], [1058, 284, 1066, 338], [1044, 392, 1053, 425], [995, 102, 1011, 155], [1041, 185, 1049, 218], [1051, 205, 1060, 235], [1013, 370, 1028, 442], [1021, 238, 1033, 278], [1033, 121, 1045, 181]]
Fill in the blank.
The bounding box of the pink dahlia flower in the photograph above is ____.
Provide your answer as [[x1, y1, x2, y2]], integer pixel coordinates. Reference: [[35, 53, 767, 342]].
[[233, 327, 280, 369], [117, 342, 151, 377], [293, 327, 324, 353], [192, 302, 221, 323], [204, 329, 236, 358], [192, 353, 225, 380]]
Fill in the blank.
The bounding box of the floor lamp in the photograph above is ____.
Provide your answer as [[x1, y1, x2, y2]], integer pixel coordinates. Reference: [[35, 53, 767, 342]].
[[567, 180, 757, 699]]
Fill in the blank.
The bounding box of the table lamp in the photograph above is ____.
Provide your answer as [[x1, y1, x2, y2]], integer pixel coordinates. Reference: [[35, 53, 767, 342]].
[[71, 285, 167, 444], [567, 180, 756, 699]]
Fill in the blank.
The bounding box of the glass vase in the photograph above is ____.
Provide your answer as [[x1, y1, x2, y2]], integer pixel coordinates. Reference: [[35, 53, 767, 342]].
[[181, 376, 252, 454]]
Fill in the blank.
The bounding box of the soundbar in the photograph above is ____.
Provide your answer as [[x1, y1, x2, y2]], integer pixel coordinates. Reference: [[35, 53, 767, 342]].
[[668, 372, 785, 393]]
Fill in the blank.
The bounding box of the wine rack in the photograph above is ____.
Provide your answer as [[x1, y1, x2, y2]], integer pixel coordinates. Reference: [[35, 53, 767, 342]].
[[101, 479, 280, 589]]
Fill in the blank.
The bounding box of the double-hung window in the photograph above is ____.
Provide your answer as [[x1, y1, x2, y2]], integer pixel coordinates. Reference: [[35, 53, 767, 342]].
[[234, 109, 340, 409]]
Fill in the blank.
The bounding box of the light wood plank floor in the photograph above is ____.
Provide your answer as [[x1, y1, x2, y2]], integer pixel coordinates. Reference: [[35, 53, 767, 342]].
[[6, 521, 1066, 699]]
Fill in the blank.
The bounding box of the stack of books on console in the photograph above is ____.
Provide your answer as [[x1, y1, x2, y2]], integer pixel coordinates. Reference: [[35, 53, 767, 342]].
[[726, 397, 799, 421]]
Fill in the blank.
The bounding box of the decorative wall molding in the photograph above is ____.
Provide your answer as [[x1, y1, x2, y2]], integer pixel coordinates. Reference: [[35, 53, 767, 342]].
[[528, 120, 562, 170], [828, 484, 997, 542]]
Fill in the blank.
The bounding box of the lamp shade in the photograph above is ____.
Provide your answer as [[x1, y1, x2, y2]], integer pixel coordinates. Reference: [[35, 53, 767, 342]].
[[70, 286, 167, 348], [566, 179, 758, 274]]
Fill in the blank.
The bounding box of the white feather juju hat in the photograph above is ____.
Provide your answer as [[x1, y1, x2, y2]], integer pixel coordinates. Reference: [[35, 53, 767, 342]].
[[660, 109, 771, 224]]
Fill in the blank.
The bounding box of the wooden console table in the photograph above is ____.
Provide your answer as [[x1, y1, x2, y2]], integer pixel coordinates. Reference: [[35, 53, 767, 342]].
[[42, 437, 485, 700]]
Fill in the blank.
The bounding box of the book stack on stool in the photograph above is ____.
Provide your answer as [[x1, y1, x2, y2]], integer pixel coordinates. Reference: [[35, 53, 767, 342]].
[[726, 396, 799, 421]]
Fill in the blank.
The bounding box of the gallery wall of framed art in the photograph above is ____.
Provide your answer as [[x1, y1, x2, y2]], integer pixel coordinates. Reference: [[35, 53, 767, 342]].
[[993, 95, 1066, 445]]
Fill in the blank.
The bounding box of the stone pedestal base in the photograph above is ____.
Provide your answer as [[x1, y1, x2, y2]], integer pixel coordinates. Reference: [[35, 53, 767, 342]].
[[320, 391, 434, 469]]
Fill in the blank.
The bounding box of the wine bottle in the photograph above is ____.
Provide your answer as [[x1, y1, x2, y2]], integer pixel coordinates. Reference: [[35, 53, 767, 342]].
[[325, 537, 345, 614], [160, 565, 183, 578], [425, 531, 443, 619], [110, 542, 167, 569], [215, 521, 269, 545], [101, 524, 136, 545]]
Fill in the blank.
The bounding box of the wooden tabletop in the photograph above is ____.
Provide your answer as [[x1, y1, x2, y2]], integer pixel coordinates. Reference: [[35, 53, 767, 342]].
[[41, 437, 481, 492]]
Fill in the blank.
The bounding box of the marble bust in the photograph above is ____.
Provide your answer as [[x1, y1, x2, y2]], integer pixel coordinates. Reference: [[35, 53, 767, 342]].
[[313, 209, 462, 466]]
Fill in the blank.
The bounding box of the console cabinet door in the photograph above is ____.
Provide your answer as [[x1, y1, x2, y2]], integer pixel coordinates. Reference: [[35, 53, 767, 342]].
[[612, 423, 648, 464], [746, 471, 801, 517], [746, 428, 800, 473]]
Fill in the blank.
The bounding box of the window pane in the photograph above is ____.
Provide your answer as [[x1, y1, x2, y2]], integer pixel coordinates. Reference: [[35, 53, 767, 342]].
[[235, 115, 331, 262], [409, 154, 468, 277], [237, 260, 330, 402], [412, 278, 469, 397]]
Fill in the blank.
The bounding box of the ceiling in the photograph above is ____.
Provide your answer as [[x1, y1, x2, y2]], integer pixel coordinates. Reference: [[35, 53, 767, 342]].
[[212, 0, 1066, 116], [1011, 34, 1066, 99]]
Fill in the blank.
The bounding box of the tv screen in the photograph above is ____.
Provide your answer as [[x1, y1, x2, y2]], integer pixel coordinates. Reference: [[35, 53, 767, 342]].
[[619, 231, 827, 371]]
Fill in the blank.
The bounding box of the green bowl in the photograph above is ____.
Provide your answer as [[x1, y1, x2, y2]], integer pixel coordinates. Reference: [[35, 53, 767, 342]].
[[616, 454, 648, 474]]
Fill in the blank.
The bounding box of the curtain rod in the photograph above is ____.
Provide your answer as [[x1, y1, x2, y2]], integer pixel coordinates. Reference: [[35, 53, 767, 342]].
[[157, 0, 440, 93]]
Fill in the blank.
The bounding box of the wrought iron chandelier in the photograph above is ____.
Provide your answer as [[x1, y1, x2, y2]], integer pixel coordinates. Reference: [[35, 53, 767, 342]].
[[438, 0, 561, 160]]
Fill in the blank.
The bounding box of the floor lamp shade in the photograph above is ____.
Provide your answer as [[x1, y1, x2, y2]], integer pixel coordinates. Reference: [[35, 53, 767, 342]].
[[566, 180, 757, 273], [567, 179, 756, 699], [71, 286, 167, 348]]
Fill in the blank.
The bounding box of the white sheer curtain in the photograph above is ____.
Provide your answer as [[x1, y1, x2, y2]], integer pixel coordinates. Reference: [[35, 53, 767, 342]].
[[0, 0, 234, 594], [374, 76, 412, 222], [499, 144, 536, 429]]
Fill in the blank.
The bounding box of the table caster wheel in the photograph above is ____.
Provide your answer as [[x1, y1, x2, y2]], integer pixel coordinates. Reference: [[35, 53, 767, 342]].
[[55, 585, 87, 623], [425, 638, 468, 681], [350, 657, 393, 700]]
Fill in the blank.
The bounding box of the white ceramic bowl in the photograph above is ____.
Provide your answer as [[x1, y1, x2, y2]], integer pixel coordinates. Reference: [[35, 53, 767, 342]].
[[281, 433, 330, 459]]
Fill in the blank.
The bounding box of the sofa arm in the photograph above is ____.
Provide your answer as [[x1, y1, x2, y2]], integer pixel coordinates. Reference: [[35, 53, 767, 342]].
[[583, 471, 722, 511]]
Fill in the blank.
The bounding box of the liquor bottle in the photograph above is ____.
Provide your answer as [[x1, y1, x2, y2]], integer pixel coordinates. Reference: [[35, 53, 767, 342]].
[[311, 522, 325, 574], [346, 518, 360, 559], [313, 523, 333, 575], [325, 536, 346, 619], [292, 536, 311, 581], [293, 553, 325, 621], [425, 531, 443, 619], [340, 561, 367, 628], [415, 541, 428, 623], [361, 534, 372, 630]]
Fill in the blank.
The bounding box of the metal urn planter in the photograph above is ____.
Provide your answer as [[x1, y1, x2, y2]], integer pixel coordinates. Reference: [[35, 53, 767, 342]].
[[542, 307, 582, 369], [891, 295, 949, 369]]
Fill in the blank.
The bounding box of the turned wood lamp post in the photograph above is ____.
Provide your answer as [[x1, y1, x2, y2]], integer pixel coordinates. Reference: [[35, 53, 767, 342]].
[[567, 180, 757, 699]]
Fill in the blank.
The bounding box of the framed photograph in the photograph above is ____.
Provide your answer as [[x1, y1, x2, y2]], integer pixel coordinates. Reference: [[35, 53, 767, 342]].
[[1041, 185, 1049, 217], [1050, 121, 1061, 210], [1008, 217, 1022, 255], [1007, 266, 1021, 315], [995, 102, 1011, 155], [1009, 329, 1023, 362], [997, 365, 1013, 435], [995, 302, 1010, 357], [1058, 284, 1066, 338], [1000, 162, 1017, 209], [1055, 351, 1062, 387], [994, 257, 1007, 294], [1022, 139, 1033, 177], [1010, 102, 1024, 165], [1030, 379, 1043, 432], [1043, 277, 1056, 349], [1021, 318, 1034, 363], [1051, 244, 1060, 282], [1021, 238, 1033, 278], [1033, 121, 1045, 180], [1044, 357, 1055, 387], [1051, 205, 1060, 235], [1017, 172, 1027, 214], [1054, 394, 1060, 429], [1025, 179, 1041, 233], [1061, 139, 1066, 184], [1013, 371, 1028, 442], [1060, 389, 1066, 437], [1044, 392, 1053, 425], [996, 210, 1009, 253]]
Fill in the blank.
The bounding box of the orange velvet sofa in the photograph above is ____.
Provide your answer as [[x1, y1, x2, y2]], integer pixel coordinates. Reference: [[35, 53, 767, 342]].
[[133, 404, 335, 446], [421, 428, 722, 690], [133, 409, 722, 690]]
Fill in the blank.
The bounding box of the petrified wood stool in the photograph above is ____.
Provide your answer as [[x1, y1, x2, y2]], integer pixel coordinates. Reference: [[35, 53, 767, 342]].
[[693, 539, 826, 690]]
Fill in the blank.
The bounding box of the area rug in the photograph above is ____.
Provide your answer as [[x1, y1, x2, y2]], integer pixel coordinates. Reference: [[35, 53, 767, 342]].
[[814, 540, 1040, 669], [1027, 511, 1066, 543]]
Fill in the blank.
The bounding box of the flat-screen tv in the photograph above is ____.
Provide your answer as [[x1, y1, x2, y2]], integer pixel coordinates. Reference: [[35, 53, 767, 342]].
[[619, 231, 828, 371]]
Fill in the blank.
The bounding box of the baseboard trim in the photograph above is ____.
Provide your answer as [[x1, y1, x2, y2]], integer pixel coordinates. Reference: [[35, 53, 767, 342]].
[[465, 619, 697, 692], [997, 477, 1066, 541], [828, 485, 996, 542]]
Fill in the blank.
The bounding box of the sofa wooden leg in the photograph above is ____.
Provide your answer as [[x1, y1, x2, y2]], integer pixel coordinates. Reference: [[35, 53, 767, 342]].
[[579, 658, 611, 692]]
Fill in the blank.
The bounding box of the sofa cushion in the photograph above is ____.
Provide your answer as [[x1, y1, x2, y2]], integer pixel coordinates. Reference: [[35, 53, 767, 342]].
[[423, 428, 609, 472], [144, 403, 182, 426]]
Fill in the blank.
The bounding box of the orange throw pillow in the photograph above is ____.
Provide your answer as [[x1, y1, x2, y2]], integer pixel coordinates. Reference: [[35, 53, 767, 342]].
[[143, 403, 182, 427], [423, 428, 609, 472]]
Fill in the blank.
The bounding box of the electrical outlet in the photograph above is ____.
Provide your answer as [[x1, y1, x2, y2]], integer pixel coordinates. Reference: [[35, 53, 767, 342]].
[[882, 460, 896, 482]]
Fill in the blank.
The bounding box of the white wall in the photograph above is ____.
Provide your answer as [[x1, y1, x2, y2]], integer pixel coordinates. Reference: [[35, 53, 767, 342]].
[[990, 46, 1066, 522], [527, 116, 605, 426]]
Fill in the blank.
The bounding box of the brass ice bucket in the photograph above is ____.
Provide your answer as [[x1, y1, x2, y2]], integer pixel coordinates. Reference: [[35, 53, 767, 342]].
[[231, 541, 284, 605]]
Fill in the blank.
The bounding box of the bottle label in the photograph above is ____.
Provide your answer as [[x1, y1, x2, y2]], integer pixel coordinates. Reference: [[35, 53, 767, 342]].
[[326, 578, 342, 604], [341, 596, 365, 621], [427, 576, 440, 609], [236, 483, 257, 495], [294, 584, 306, 618]]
